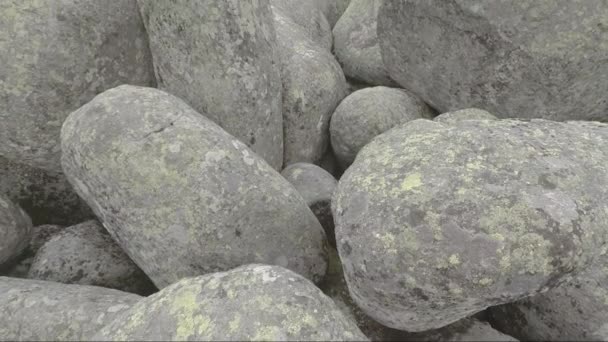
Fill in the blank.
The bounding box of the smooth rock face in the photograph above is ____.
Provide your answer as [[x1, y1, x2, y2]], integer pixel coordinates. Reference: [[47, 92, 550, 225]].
[[434, 108, 498, 124], [378, 0, 608, 121], [273, 8, 347, 166], [282, 163, 338, 246], [139, 0, 283, 170], [333, 0, 395, 86], [0, 195, 32, 266], [334, 119, 608, 331], [330, 87, 433, 168], [61, 85, 328, 289], [94, 265, 368, 341], [28, 220, 156, 295], [0, 0, 154, 172], [270, 0, 332, 51], [0, 277, 141, 341]]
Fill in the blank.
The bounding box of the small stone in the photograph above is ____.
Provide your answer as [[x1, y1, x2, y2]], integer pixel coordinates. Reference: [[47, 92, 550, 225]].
[[0, 195, 32, 267], [434, 108, 498, 124]]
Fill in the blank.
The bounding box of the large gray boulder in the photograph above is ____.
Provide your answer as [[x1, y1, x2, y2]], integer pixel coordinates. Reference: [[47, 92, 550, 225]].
[[0, 0, 154, 172], [333, 0, 395, 86], [333, 118, 608, 331], [270, 0, 332, 51], [61, 85, 328, 289], [330, 87, 433, 168], [28, 220, 156, 295], [0, 277, 141, 341], [138, 0, 283, 170], [273, 8, 347, 166], [94, 264, 367, 341], [0, 195, 32, 267], [378, 0, 608, 121]]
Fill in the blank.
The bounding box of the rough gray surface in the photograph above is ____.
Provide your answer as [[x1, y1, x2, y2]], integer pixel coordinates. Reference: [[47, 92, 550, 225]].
[[0, 0, 154, 173], [270, 0, 332, 51], [138, 0, 283, 170], [61, 85, 328, 289], [330, 87, 434, 168], [94, 264, 368, 341], [273, 8, 347, 165], [28, 220, 156, 295], [378, 0, 608, 121], [488, 259, 608, 341], [333, 0, 395, 86], [316, 0, 352, 28], [435, 108, 498, 124], [0, 277, 141, 341], [0, 195, 32, 266], [334, 119, 608, 331], [282, 163, 338, 246], [29, 224, 65, 253]]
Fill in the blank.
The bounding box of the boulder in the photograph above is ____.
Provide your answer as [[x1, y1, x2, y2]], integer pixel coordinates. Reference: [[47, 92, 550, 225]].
[[0, 277, 141, 341], [138, 0, 283, 170], [270, 0, 332, 51], [378, 0, 608, 121], [61, 85, 328, 289], [330, 87, 433, 168], [333, 0, 395, 86], [0, 195, 32, 266], [282, 163, 338, 245], [333, 118, 608, 331], [28, 220, 156, 295], [94, 265, 368, 341], [435, 108, 498, 124]]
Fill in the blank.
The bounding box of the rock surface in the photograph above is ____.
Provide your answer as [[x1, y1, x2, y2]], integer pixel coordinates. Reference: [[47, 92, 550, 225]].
[[330, 87, 433, 168], [273, 8, 347, 165], [378, 0, 608, 121], [333, 0, 395, 86], [29, 224, 66, 253], [316, 0, 351, 28], [61, 85, 328, 289], [282, 163, 338, 246], [270, 0, 332, 51], [435, 108, 498, 124], [139, 0, 283, 170], [94, 265, 368, 341], [0, 277, 141, 341], [334, 118, 608, 331], [28, 220, 156, 295], [0, 195, 32, 266]]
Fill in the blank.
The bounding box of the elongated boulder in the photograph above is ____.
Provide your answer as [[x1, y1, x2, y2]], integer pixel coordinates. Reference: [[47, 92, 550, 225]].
[[28, 220, 156, 295], [333, 0, 395, 86], [333, 118, 608, 331], [378, 0, 608, 121], [0, 195, 32, 266], [61, 85, 327, 289], [273, 8, 347, 165], [0, 0, 154, 172], [94, 264, 367, 341], [138, 0, 283, 170], [434, 108, 498, 124], [270, 0, 332, 51], [0, 277, 141, 341]]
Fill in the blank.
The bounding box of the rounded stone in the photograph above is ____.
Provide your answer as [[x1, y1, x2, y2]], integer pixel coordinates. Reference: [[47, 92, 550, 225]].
[[282, 163, 338, 245], [0, 195, 32, 266], [378, 0, 608, 121], [28, 220, 156, 295], [29, 224, 66, 253], [330, 86, 433, 168], [0, 0, 154, 173], [333, 0, 396, 86], [61, 85, 328, 289], [93, 264, 368, 341], [334, 118, 608, 331], [0, 277, 141, 341], [273, 8, 347, 166], [434, 108, 498, 125], [270, 0, 333, 51], [138, 0, 283, 170]]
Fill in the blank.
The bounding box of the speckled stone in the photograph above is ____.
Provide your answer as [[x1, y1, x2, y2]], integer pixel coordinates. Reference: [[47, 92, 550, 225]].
[[0, 195, 32, 266], [334, 119, 608, 331], [270, 0, 332, 51], [434, 108, 498, 124], [93, 264, 368, 341], [61, 85, 328, 289], [29, 224, 65, 253], [282, 163, 338, 246], [273, 7, 347, 165], [333, 0, 395, 86], [28, 220, 156, 295], [330, 87, 433, 168], [0, 277, 141, 341], [0, 0, 154, 173], [378, 0, 608, 121], [138, 0, 283, 170]]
